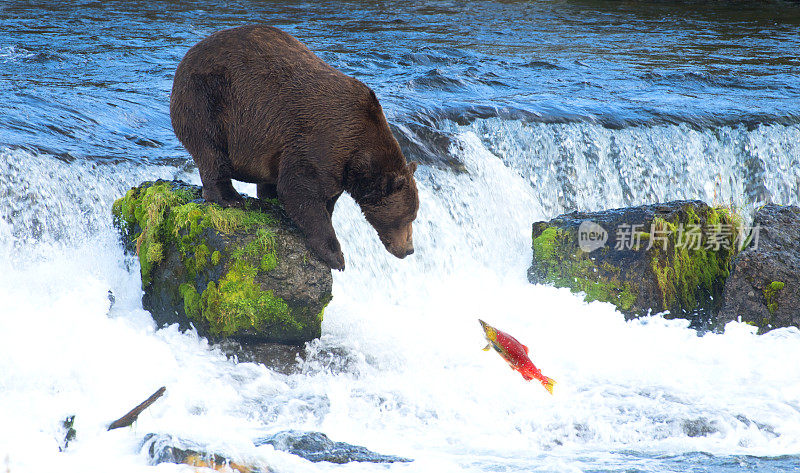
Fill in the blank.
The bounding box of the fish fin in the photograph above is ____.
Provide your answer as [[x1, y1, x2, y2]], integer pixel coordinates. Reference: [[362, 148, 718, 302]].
[[520, 371, 535, 381], [522, 344, 529, 355], [540, 376, 556, 395], [482, 344, 491, 351]]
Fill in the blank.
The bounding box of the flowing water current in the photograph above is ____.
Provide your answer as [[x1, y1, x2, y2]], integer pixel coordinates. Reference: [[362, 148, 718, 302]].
[[2, 1, 800, 472]]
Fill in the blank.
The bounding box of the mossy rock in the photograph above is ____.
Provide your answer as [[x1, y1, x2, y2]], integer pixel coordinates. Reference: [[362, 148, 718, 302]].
[[718, 204, 800, 333], [528, 201, 741, 328], [112, 180, 332, 343]]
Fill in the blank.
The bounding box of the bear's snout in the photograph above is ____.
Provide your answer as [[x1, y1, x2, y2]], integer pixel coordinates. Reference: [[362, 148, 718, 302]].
[[380, 222, 415, 260], [389, 241, 414, 259]]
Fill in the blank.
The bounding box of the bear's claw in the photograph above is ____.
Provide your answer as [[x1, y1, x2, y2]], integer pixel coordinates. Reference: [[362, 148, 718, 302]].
[[308, 235, 345, 271]]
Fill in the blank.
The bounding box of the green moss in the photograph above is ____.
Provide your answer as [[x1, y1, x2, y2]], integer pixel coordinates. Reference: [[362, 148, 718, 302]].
[[531, 226, 638, 312], [112, 181, 324, 341], [532, 227, 560, 263], [179, 283, 201, 320], [262, 197, 281, 206], [111, 182, 196, 284], [763, 281, 785, 315], [581, 278, 637, 311], [530, 204, 741, 317], [147, 241, 164, 264], [111, 188, 139, 231], [197, 266, 298, 337], [651, 256, 674, 311], [768, 281, 785, 291], [648, 207, 739, 316], [185, 225, 297, 337], [194, 244, 210, 270], [111, 182, 276, 284]]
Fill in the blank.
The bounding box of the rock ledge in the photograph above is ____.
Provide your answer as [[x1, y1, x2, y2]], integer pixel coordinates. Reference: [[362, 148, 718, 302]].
[[528, 200, 741, 326], [112, 180, 332, 343]]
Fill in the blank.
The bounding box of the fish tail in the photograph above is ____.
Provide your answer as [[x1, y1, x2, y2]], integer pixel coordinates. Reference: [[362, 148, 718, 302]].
[[540, 375, 556, 395]]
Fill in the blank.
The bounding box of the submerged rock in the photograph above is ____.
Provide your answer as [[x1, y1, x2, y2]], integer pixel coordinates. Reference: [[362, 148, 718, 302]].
[[718, 204, 800, 333], [143, 431, 410, 468], [254, 430, 411, 464], [143, 434, 258, 472], [217, 340, 306, 375], [681, 417, 719, 438], [112, 180, 332, 344], [58, 415, 76, 452], [528, 201, 741, 325]]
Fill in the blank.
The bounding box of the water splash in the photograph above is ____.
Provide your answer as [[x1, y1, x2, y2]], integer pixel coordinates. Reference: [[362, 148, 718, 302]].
[[442, 118, 800, 222], [0, 148, 189, 259], [1, 126, 800, 471]]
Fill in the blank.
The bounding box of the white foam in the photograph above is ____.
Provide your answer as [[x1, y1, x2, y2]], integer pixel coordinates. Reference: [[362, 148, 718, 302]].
[[0, 45, 36, 63], [1, 134, 800, 472]]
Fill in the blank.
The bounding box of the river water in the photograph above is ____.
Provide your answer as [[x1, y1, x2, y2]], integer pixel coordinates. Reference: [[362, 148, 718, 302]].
[[1, 1, 800, 472]]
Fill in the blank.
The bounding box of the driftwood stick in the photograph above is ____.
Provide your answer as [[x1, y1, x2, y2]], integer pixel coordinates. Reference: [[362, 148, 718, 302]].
[[108, 386, 166, 431]]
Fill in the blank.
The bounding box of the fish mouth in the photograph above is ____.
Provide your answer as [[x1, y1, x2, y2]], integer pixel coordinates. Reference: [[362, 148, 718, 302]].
[[478, 319, 495, 340]]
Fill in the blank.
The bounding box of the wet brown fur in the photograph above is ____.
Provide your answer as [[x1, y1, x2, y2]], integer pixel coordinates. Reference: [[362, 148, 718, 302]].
[[170, 25, 419, 270]]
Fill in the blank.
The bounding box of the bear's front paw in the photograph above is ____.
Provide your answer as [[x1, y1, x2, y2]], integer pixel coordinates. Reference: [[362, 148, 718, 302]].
[[325, 249, 346, 271], [309, 235, 345, 271], [318, 238, 344, 271]]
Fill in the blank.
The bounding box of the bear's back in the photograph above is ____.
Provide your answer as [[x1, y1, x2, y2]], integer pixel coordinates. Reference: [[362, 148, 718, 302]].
[[180, 25, 368, 111], [171, 25, 397, 186]]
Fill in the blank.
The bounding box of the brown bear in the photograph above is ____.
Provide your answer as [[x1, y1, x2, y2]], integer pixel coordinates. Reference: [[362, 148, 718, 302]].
[[170, 25, 419, 270]]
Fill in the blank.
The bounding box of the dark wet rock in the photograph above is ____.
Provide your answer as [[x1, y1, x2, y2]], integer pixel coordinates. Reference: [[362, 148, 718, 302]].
[[58, 415, 76, 452], [735, 415, 779, 438], [143, 434, 260, 472], [112, 180, 332, 344], [255, 430, 411, 464], [218, 340, 306, 375], [142, 431, 411, 469], [718, 204, 800, 333], [219, 340, 370, 376], [391, 122, 462, 172], [681, 417, 719, 437], [528, 201, 741, 326]]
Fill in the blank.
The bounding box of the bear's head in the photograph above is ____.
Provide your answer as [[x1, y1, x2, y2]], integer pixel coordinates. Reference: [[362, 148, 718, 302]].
[[360, 162, 419, 259]]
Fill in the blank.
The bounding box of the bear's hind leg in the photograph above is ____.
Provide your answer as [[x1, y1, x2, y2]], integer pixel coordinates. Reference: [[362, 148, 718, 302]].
[[174, 72, 242, 207], [257, 183, 279, 200], [198, 161, 243, 207]]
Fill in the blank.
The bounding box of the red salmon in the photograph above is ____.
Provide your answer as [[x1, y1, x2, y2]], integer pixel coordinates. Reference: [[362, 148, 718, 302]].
[[479, 319, 555, 394]]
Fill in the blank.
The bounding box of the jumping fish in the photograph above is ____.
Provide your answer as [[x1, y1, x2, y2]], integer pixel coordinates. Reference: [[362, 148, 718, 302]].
[[479, 319, 555, 394]]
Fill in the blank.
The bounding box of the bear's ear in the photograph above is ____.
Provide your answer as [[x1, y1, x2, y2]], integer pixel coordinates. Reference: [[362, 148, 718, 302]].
[[363, 173, 405, 203], [379, 173, 407, 196], [386, 173, 407, 194], [366, 89, 381, 117], [408, 162, 418, 175]]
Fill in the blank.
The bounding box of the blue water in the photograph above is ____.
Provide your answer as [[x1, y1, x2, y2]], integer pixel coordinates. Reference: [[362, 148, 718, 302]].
[[3, 1, 800, 162], [2, 1, 800, 472]]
